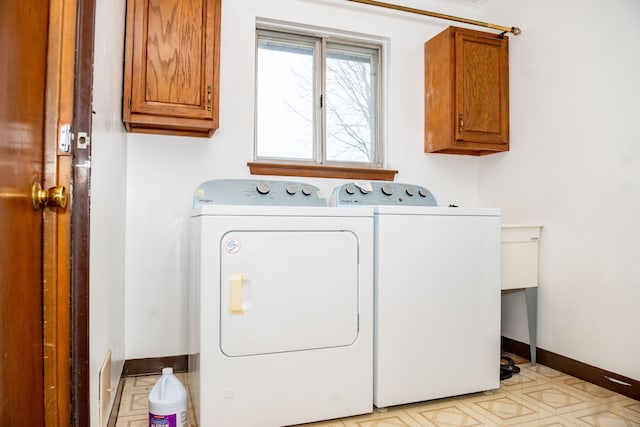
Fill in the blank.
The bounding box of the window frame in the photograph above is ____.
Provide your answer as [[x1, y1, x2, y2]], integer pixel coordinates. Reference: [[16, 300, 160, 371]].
[[250, 20, 397, 181]]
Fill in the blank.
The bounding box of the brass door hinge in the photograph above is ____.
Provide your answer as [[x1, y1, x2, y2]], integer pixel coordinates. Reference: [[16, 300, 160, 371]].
[[207, 86, 212, 111], [458, 113, 464, 133]]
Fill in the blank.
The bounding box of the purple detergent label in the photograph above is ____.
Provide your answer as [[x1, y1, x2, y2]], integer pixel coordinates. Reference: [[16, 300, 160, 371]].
[[149, 412, 176, 427]]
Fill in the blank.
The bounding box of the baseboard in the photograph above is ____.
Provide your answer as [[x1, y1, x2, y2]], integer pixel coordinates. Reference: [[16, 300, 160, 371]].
[[122, 354, 188, 376], [501, 335, 534, 361], [502, 336, 640, 401]]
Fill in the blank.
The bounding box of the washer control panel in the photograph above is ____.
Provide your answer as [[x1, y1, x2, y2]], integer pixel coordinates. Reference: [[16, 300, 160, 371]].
[[194, 179, 326, 206], [333, 181, 437, 206]]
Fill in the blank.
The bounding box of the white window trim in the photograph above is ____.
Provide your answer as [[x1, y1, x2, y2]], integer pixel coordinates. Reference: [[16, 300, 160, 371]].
[[254, 17, 389, 170]]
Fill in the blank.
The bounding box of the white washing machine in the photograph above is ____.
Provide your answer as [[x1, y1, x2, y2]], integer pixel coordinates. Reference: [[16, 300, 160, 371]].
[[188, 179, 374, 427], [334, 182, 501, 408]]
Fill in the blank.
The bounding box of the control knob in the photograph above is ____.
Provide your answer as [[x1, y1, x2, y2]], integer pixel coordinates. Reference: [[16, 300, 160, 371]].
[[256, 182, 271, 195], [419, 188, 429, 197], [405, 187, 416, 196], [345, 184, 356, 195], [381, 184, 393, 196], [301, 186, 312, 196], [286, 185, 297, 195]]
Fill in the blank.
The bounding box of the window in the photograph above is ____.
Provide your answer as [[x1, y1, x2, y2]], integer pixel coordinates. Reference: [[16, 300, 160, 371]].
[[252, 25, 395, 180]]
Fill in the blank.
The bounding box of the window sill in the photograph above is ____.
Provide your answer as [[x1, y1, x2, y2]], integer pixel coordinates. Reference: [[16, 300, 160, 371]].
[[247, 162, 398, 181]]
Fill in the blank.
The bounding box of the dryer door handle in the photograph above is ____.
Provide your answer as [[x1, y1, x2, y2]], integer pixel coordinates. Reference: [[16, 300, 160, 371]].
[[229, 273, 244, 314]]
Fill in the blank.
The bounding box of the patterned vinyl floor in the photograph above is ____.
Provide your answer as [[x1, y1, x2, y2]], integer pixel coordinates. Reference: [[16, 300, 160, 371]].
[[115, 364, 640, 426]]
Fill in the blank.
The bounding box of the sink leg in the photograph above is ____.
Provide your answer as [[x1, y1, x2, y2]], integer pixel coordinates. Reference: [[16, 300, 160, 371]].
[[524, 287, 538, 365]]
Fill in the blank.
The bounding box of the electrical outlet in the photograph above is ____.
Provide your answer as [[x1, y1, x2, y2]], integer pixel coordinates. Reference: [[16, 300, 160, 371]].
[[99, 350, 112, 427]]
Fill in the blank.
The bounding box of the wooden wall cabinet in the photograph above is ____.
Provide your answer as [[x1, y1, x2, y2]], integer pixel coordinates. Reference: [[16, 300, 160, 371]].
[[425, 26, 509, 155], [123, 0, 221, 138]]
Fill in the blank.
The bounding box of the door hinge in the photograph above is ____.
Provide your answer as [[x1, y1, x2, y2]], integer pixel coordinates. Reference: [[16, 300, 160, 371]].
[[320, 94, 323, 108], [128, 97, 132, 109], [458, 113, 464, 133], [207, 85, 212, 111]]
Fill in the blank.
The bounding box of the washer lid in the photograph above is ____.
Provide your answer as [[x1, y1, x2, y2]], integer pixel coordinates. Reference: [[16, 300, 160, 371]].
[[373, 206, 500, 216]]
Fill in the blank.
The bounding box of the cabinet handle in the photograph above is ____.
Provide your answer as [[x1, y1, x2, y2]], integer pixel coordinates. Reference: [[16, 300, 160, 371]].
[[207, 85, 212, 112], [458, 113, 464, 132]]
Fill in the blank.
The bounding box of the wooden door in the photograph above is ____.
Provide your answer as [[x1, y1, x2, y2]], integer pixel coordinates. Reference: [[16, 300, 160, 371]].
[[0, 0, 50, 424], [1, 0, 77, 425]]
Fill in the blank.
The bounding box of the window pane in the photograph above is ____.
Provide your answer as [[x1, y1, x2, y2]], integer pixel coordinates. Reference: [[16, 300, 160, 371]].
[[256, 35, 316, 160], [325, 43, 378, 163]]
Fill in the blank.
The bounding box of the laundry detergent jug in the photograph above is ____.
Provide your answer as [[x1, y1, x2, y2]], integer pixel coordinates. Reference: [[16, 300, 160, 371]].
[[148, 367, 188, 427]]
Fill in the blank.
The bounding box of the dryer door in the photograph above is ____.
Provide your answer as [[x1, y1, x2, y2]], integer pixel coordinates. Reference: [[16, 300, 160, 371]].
[[219, 230, 359, 356]]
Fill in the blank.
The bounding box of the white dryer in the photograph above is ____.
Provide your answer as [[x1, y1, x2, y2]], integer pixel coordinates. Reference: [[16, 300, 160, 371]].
[[188, 179, 374, 427], [334, 182, 501, 408]]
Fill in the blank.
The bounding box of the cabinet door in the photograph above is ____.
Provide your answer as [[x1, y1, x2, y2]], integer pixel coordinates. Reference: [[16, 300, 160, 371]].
[[123, 0, 220, 136], [455, 31, 509, 146]]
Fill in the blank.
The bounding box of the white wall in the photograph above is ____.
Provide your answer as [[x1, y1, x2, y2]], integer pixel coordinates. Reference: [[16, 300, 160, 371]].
[[90, 0, 127, 425], [476, 0, 640, 381], [123, 0, 487, 359]]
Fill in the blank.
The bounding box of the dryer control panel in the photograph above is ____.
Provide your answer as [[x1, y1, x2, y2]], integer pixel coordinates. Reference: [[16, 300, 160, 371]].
[[194, 179, 327, 206], [333, 181, 437, 206]]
